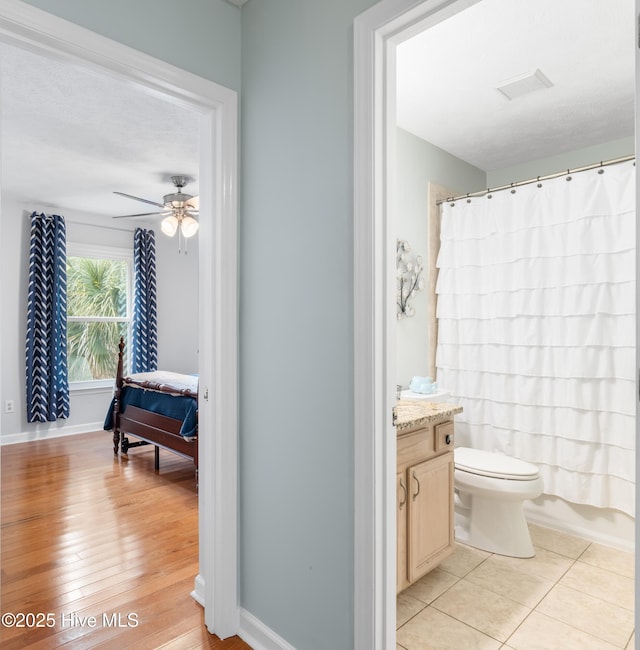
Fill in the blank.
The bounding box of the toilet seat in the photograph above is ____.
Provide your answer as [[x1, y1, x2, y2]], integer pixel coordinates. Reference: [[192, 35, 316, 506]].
[[455, 447, 540, 481]]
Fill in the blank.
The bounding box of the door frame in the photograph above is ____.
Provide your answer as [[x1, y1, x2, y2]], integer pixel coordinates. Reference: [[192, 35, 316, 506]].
[[353, 1, 502, 647], [635, 0, 640, 644], [0, 0, 239, 639]]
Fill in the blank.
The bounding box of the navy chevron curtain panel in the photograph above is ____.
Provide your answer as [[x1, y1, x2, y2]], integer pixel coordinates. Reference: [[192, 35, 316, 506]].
[[25, 212, 70, 422], [132, 228, 158, 373]]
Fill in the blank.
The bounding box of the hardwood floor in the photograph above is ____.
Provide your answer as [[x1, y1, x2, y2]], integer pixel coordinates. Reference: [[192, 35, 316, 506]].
[[1, 431, 251, 649]]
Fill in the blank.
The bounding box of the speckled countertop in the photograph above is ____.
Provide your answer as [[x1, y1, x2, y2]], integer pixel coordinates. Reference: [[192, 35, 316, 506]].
[[395, 399, 463, 433]]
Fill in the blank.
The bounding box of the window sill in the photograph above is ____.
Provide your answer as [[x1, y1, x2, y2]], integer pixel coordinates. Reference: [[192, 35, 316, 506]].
[[70, 380, 114, 395]]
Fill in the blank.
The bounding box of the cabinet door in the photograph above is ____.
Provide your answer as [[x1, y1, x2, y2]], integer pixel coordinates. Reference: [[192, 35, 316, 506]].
[[407, 452, 454, 583], [396, 472, 408, 592]]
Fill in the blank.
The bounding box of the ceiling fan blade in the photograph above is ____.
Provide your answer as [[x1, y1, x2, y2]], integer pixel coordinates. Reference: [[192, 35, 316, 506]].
[[113, 191, 166, 208], [112, 211, 170, 219], [185, 195, 199, 210]]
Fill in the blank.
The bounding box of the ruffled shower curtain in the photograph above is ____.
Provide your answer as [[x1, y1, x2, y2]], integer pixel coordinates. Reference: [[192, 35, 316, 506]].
[[436, 160, 635, 516]]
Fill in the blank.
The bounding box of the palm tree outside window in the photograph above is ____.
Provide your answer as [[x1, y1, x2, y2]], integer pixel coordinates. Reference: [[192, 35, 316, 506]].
[[66, 243, 132, 386]]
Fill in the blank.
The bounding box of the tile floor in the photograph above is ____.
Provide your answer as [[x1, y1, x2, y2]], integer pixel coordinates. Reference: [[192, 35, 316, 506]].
[[397, 524, 635, 649]]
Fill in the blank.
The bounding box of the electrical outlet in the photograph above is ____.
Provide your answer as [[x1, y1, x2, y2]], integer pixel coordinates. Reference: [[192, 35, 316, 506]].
[[5, 400, 15, 414]]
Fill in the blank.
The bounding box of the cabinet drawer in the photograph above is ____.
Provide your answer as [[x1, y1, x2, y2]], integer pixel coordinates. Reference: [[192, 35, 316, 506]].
[[434, 420, 454, 453], [397, 427, 434, 469]]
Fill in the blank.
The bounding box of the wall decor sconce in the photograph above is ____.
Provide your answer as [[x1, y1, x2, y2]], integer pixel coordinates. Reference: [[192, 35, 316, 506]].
[[397, 239, 424, 319]]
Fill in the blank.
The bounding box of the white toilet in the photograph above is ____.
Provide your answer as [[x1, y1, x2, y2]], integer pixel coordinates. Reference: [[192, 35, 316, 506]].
[[454, 447, 543, 558]]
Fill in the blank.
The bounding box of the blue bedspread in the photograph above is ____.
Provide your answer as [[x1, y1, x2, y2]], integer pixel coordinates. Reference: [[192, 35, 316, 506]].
[[104, 385, 198, 438]]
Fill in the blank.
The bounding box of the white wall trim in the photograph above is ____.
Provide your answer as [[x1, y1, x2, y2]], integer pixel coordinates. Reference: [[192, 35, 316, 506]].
[[190, 574, 206, 607], [636, 1, 640, 633], [238, 609, 297, 650], [0, 0, 238, 640], [524, 509, 634, 554], [1, 422, 104, 446], [197, 51, 240, 641], [353, 1, 481, 647]]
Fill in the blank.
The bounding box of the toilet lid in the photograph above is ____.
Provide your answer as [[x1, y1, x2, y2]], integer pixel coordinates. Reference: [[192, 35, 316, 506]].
[[455, 447, 540, 480]]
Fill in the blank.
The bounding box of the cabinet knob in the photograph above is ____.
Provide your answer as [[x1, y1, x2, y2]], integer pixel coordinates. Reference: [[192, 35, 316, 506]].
[[445, 433, 452, 445]]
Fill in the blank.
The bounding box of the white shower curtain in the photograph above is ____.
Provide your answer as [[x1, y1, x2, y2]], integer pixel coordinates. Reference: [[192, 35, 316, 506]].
[[436, 160, 636, 516]]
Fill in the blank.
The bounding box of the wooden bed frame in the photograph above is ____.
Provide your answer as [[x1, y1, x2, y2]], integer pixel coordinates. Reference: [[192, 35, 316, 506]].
[[111, 338, 198, 475]]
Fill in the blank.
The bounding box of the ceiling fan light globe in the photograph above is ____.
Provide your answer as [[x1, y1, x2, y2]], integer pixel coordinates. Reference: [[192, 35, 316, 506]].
[[181, 215, 199, 238], [161, 215, 179, 237]]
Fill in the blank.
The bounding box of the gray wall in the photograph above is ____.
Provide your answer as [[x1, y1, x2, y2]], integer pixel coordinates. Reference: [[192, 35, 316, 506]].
[[395, 127, 485, 387], [240, 1, 378, 646], [22, 0, 241, 92], [155, 232, 199, 374], [487, 136, 635, 187]]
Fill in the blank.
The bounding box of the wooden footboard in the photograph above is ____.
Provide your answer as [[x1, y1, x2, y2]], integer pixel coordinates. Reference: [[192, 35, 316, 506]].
[[118, 405, 198, 468], [111, 337, 198, 474]]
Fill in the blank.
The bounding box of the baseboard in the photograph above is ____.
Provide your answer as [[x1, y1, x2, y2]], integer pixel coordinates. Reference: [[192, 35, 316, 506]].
[[1, 422, 104, 446], [239, 608, 296, 650], [187, 599, 292, 649], [190, 574, 205, 607], [189, 585, 292, 649], [524, 508, 635, 553]]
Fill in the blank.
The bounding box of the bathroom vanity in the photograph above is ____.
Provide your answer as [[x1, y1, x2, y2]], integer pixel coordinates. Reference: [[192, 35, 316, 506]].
[[395, 400, 463, 593]]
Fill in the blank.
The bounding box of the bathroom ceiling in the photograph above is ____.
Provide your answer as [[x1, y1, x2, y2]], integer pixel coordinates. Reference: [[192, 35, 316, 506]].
[[396, 0, 635, 171], [0, 0, 635, 218]]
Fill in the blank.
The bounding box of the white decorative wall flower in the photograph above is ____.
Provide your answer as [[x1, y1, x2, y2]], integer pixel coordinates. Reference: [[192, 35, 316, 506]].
[[396, 239, 424, 319]]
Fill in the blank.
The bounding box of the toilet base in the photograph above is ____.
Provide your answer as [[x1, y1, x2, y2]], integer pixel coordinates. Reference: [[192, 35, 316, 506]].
[[454, 492, 535, 558]]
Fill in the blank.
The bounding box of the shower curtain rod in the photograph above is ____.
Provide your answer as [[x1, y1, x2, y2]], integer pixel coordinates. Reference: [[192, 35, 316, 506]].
[[436, 154, 635, 205]]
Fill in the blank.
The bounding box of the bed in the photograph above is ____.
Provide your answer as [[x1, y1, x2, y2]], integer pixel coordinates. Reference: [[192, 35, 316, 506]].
[[104, 338, 198, 477]]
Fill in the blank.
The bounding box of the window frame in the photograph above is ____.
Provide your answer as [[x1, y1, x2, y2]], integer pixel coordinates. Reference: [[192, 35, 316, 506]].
[[66, 241, 133, 390]]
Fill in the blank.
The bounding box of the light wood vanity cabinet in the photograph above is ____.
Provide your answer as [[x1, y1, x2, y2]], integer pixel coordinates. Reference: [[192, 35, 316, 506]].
[[397, 418, 455, 593]]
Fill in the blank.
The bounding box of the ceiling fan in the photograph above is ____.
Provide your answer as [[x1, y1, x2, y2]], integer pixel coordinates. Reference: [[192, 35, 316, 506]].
[[113, 175, 200, 239]]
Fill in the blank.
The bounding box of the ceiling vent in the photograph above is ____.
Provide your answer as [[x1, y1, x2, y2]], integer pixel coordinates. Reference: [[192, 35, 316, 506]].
[[495, 69, 554, 101]]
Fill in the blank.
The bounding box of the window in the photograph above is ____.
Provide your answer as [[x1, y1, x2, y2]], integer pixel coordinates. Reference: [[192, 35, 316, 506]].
[[66, 243, 132, 387]]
